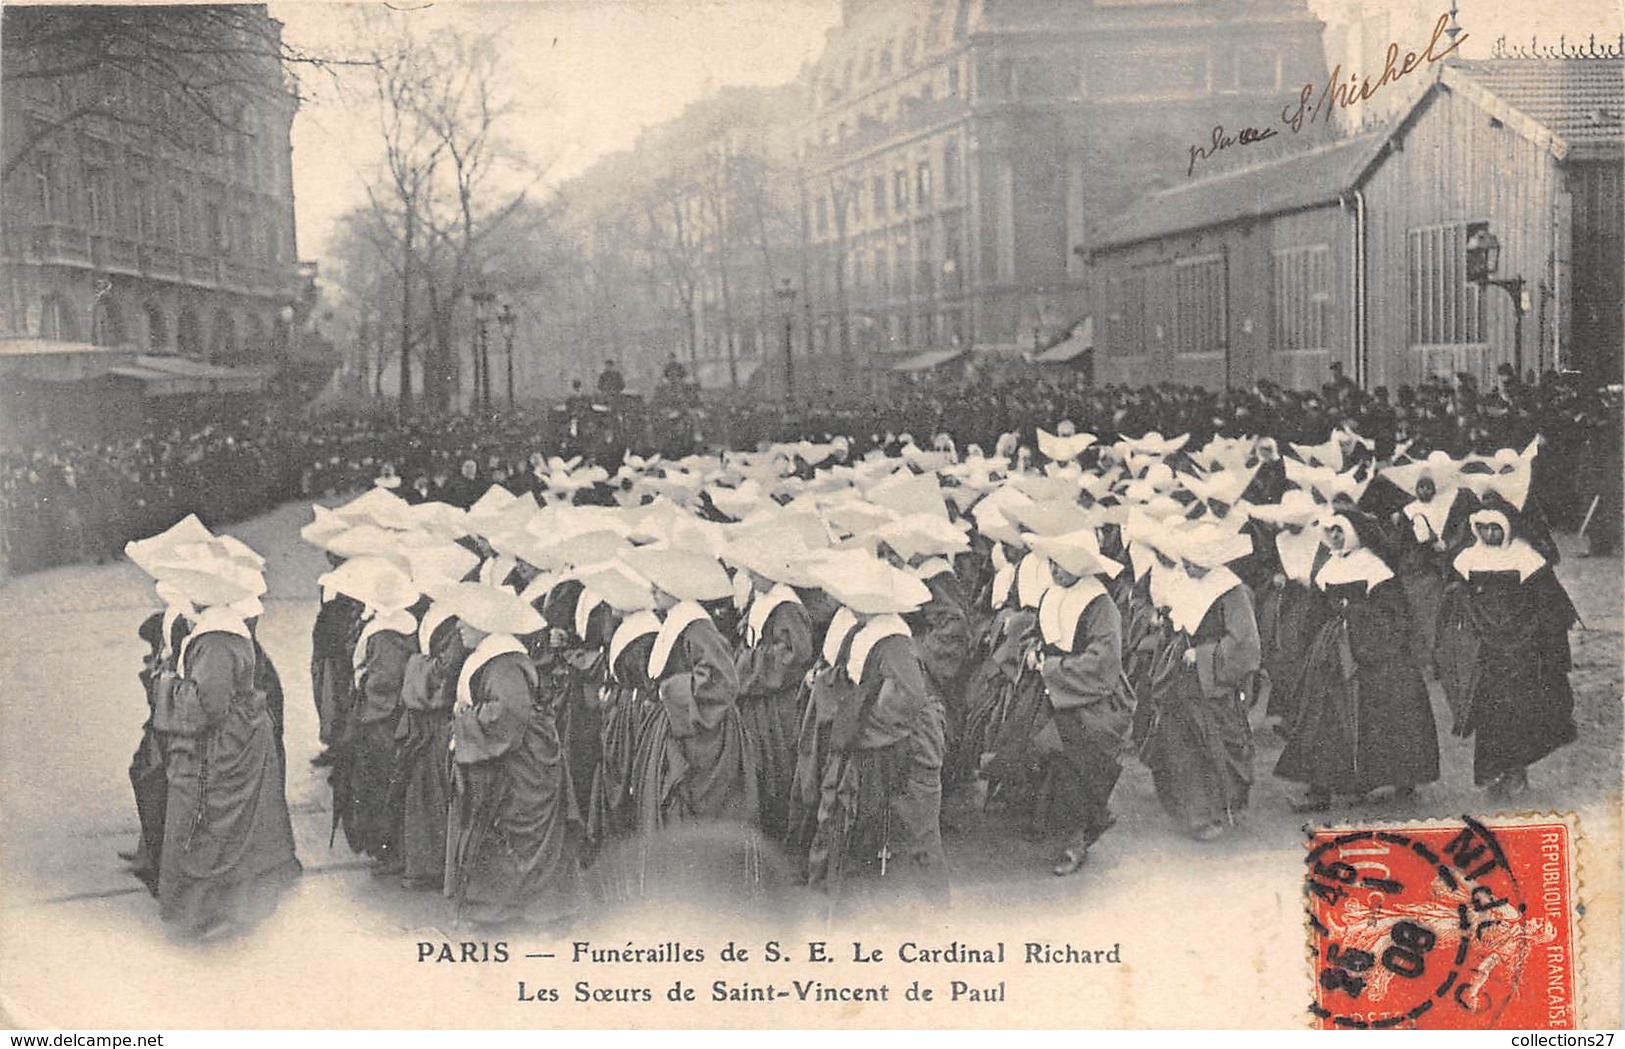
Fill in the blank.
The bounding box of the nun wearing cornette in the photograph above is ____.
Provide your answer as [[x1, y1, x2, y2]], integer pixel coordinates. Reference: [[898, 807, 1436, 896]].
[[622, 547, 756, 830], [805, 552, 948, 906], [725, 539, 819, 844], [1138, 522, 1262, 842], [1274, 513, 1440, 811], [134, 534, 300, 937], [444, 581, 579, 928], [1026, 529, 1130, 876]]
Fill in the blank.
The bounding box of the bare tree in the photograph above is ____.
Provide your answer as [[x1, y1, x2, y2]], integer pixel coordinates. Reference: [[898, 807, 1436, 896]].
[[638, 182, 704, 365], [696, 135, 741, 389], [735, 149, 797, 394], [326, 203, 419, 405], [332, 182, 579, 407], [1, 5, 356, 182], [827, 172, 857, 383], [357, 22, 447, 411], [419, 29, 547, 409], [346, 12, 550, 413], [534, 83, 803, 397]]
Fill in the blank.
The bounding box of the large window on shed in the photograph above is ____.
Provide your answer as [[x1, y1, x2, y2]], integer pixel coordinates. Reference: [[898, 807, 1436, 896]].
[[1105, 269, 1146, 356], [1272, 244, 1331, 352], [1407, 223, 1484, 346], [1173, 254, 1226, 356]]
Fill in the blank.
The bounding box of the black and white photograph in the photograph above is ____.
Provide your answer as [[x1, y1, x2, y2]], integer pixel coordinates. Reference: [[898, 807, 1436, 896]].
[[0, 0, 1620, 1033]]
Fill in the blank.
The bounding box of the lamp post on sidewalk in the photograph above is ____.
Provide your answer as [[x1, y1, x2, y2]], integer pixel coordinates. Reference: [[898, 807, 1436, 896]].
[[498, 302, 516, 409], [775, 277, 797, 402], [1466, 224, 1529, 378], [471, 285, 495, 413]]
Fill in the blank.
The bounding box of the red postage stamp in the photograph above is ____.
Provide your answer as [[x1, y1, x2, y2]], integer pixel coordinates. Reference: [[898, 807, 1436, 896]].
[[1304, 815, 1579, 1030]]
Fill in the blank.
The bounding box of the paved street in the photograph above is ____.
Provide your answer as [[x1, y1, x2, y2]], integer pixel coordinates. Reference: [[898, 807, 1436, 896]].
[[1, 500, 1619, 1028]]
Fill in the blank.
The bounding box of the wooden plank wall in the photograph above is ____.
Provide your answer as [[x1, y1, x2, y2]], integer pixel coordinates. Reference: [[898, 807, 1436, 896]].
[[1262, 207, 1353, 390], [1089, 205, 1350, 391], [1361, 83, 1562, 389], [1567, 159, 1624, 381], [1089, 82, 1594, 394]]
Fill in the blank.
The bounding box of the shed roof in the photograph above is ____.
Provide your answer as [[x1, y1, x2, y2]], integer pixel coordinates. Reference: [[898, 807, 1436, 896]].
[[1093, 133, 1386, 251], [1094, 57, 1623, 252], [1450, 57, 1623, 157]]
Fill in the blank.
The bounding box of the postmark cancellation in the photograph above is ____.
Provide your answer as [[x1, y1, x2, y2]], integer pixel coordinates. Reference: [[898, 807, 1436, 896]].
[[1304, 813, 1582, 1030]]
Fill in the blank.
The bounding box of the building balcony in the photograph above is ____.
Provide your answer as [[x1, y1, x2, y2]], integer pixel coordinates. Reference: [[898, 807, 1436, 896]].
[[821, 94, 968, 165], [25, 223, 93, 267], [137, 244, 183, 282], [96, 234, 140, 272], [9, 223, 300, 300], [181, 252, 218, 288]]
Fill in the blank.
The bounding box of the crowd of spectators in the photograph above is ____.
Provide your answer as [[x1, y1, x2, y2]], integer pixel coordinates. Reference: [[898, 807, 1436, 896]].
[[3, 366, 1619, 576]]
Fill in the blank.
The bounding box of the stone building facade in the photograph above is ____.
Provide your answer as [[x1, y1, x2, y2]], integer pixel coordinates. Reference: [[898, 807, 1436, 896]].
[[0, 5, 303, 374], [794, 0, 1330, 394], [543, 0, 1331, 400]]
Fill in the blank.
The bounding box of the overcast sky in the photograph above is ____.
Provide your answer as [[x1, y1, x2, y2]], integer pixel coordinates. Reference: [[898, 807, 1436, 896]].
[[272, 0, 843, 261], [272, 0, 1624, 264]]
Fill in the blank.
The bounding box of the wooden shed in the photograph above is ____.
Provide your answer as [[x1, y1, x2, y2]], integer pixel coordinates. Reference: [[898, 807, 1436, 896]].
[[1086, 57, 1622, 391]]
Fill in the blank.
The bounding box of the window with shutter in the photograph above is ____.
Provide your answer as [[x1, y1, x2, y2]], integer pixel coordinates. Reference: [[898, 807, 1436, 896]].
[[1173, 255, 1226, 357], [1271, 245, 1332, 353]]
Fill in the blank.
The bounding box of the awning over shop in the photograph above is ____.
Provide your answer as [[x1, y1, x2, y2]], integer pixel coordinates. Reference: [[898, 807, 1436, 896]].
[[0, 338, 136, 381], [1033, 317, 1094, 363], [106, 355, 270, 396], [0, 337, 131, 359], [889, 347, 965, 373]]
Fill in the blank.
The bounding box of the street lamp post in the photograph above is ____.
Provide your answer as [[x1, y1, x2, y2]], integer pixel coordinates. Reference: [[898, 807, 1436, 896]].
[[498, 302, 516, 409], [471, 286, 495, 413], [1466, 224, 1528, 378], [859, 313, 878, 401], [775, 277, 797, 402], [278, 302, 297, 356]]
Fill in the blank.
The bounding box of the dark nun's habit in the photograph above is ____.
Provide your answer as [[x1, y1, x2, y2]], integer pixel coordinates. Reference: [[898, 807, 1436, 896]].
[[589, 611, 660, 845], [1275, 518, 1440, 802], [127, 605, 186, 895], [962, 549, 1044, 792], [1244, 492, 1329, 724], [527, 579, 604, 853], [787, 606, 860, 862], [1437, 513, 1578, 790], [311, 588, 366, 750], [333, 608, 416, 861], [1036, 578, 1129, 860], [908, 559, 973, 773], [734, 584, 817, 841], [159, 607, 301, 934], [1140, 562, 1261, 839], [450, 633, 579, 926], [807, 613, 947, 903], [633, 600, 755, 829], [390, 609, 462, 888]]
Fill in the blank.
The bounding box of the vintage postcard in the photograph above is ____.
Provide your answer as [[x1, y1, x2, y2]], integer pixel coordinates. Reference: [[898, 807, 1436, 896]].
[[0, 0, 1620, 1032]]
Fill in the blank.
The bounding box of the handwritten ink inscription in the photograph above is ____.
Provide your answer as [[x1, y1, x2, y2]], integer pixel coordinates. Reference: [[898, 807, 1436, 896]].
[[1187, 124, 1279, 177], [1184, 11, 1466, 177]]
